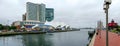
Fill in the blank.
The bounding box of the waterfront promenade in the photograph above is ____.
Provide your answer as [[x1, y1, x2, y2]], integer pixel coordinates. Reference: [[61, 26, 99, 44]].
[[89, 30, 120, 46]]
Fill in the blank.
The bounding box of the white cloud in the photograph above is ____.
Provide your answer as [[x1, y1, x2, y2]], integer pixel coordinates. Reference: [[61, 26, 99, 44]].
[[0, 0, 120, 28]]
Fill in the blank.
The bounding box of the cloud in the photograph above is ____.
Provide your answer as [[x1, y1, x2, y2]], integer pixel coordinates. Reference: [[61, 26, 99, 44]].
[[0, 0, 120, 28]]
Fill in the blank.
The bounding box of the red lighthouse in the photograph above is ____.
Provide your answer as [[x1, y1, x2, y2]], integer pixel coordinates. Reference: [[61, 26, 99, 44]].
[[108, 19, 118, 30]]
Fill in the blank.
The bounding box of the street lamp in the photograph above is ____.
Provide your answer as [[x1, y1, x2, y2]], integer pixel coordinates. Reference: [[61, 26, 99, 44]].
[[104, 0, 112, 4], [103, 0, 111, 46]]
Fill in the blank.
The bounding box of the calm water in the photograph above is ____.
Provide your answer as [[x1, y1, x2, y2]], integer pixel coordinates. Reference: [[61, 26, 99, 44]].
[[0, 29, 92, 46]]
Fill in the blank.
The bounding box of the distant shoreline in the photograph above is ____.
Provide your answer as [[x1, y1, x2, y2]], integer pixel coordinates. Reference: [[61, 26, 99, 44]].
[[0, 31, 46, 36], [0, 30, 80, 36]]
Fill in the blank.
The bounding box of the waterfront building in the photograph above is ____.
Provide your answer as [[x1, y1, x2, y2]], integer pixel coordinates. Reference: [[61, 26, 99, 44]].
[[46, 8, 54, 22], [12, 2, 54, 30], [39, 3, 46, 22], [22, 13, 27, 21], [12, 20, 44, 31], [26, 2, 38, 21], [26, 2, 54, 22], [32, 24, 54, 31], [26, 2, 46, 22]]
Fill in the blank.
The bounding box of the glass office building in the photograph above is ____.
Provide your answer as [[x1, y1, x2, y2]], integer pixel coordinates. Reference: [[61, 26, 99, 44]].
[[13, 2, 54, 30], [45, 8, 54, 22], [26, 2, 46, 22], [26, 2, 38, 21], [39, 3, 46, 22]]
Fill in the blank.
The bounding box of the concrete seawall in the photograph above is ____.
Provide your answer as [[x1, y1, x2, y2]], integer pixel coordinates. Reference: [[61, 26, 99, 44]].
[[89, 32, 96, 46], [0, 30, 80, 36], [0, 31, 46, 36]]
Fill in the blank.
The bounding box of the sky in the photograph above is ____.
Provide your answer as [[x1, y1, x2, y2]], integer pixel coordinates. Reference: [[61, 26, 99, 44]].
[[0, 0, 120, 28]]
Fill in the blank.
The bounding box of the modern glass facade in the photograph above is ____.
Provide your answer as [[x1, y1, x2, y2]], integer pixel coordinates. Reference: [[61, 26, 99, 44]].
[[39, 4, 46, 22], [13, 2, 54, 29], [45, 8, 54, 22], [26, 2, 54, 22], [26, 2, 38, 20]]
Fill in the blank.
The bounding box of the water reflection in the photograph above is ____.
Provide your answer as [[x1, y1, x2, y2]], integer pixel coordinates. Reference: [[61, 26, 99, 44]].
[[22, 34, 53, 46], [0, 29, 93, 46], [0, 35, 24, 46]]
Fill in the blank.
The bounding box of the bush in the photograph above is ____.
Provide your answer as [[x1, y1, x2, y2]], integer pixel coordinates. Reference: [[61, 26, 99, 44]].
[[111, 30, 119, 33]]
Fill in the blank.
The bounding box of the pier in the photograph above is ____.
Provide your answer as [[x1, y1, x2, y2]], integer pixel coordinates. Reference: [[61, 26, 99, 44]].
[[89, 30, 120, 46]]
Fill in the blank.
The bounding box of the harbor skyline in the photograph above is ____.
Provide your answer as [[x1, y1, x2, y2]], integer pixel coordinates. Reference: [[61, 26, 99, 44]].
[[1, 0, 120, 46], [0, 0, 120, 28]]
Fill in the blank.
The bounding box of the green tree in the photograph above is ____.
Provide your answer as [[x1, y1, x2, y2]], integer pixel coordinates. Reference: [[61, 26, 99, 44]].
[[0, 24, 3, 30], [10, 26, 16, 30], [3, 25, 11, 31]]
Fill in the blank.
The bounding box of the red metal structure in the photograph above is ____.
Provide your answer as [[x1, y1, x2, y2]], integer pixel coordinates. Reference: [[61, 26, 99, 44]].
[[108, 20, 118, 30]]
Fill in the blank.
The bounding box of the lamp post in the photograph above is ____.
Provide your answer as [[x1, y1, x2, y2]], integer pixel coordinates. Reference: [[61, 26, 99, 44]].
[[103, 0, 111, 46]]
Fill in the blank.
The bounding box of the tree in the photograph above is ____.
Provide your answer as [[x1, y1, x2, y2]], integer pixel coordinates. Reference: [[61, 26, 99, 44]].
[[0, 24, 3, 30], [3, 26, 10, 30], [10, 26, 16, 30]]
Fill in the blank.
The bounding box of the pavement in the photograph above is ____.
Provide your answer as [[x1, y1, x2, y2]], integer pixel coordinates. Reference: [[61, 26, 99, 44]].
[[94, 30, 120, 46]]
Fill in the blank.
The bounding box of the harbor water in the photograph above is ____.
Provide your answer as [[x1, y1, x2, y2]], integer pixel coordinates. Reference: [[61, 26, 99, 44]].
[[0, 29, 93, 46]]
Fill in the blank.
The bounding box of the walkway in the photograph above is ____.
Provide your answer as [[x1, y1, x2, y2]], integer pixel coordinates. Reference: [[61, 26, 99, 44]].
[[94, 30, 120, 46]]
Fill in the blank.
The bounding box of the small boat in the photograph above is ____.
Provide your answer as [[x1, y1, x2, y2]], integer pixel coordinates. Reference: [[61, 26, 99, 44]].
[[88, 30, 95, 37]]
